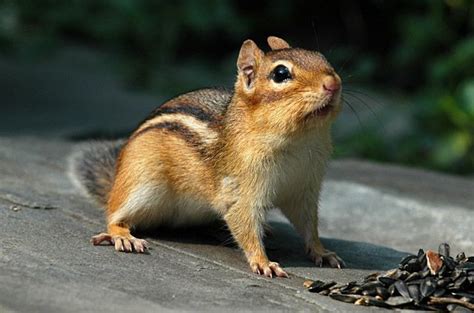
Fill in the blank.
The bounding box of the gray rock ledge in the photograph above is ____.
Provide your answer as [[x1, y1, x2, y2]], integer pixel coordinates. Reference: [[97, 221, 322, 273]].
[[1, 137, 472, 312]]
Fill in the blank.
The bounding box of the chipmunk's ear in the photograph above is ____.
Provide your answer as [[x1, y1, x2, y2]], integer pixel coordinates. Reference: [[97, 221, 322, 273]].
[[267, 36, 290, 50], [237, 39, 264, 89]]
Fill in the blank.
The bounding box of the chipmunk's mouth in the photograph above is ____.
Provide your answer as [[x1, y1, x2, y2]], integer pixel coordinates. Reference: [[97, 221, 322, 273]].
[[305, 101, 334, 119]]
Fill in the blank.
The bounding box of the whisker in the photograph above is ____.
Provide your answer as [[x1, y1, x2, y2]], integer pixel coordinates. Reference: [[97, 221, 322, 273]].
[[343, 88, 382, 108], [311, 18, 321, 52], [341, 74, 354, 81], [343, 90, 379, 111], [337, 50, 356, 79], [342, 97, 365, 133], [343, 92, 384, 131]]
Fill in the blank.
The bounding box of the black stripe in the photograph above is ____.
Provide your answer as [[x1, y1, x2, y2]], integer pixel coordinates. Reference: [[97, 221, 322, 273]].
[[144, 105, 215, 124], [130, 122, 211, 158]]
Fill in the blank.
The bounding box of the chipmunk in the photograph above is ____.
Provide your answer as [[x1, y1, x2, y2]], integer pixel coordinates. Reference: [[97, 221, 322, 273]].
[[69, 36, 344, 278]]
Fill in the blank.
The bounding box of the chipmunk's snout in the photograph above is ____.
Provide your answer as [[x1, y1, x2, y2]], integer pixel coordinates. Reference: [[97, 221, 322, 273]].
[[302, 73, 342, 121], [322, 74, 341, 95]]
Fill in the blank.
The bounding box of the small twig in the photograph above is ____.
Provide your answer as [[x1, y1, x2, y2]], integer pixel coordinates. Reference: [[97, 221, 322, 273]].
[[428, 297, 474, 310]]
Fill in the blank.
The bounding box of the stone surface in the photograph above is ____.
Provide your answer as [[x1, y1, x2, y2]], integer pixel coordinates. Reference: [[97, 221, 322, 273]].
[[0, 136, 473, 312]]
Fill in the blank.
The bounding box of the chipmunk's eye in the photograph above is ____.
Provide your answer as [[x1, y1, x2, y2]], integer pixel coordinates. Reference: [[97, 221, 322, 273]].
[[271, 65, 292, 83]]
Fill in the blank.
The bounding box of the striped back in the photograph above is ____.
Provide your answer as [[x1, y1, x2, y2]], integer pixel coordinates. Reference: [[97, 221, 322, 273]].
[[131, 88, 233, 157]]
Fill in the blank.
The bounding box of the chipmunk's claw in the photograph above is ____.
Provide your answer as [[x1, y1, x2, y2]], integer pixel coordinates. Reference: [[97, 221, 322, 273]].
[[91, 232, 113, 245], [312, 250, 345, 269], [250, 261, 289, 278], [91, 233, 149, 253]]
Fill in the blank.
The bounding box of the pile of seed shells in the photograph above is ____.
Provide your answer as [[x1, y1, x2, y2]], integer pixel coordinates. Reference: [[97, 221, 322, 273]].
[[304, 244, 474, 312]]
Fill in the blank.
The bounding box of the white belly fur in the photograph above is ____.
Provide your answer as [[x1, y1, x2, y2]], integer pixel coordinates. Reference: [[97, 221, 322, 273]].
[[109, 183, 219, 229]]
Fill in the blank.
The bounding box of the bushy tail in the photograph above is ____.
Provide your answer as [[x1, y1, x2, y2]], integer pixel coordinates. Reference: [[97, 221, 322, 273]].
[[68, 140, 125, 207]]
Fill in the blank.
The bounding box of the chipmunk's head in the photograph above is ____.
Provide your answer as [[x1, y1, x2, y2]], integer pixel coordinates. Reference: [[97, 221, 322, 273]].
[[234, 36, 342, 136]]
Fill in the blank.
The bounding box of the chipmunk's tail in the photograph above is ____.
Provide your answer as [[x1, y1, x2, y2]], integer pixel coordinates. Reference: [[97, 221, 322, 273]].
[[68, 140, 125, 207]]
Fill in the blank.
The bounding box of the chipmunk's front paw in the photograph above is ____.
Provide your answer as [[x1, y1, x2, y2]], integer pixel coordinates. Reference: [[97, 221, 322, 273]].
[[249, 259, 289, 278], [91, 233, 149, 253], [309, 248, 345, 269]]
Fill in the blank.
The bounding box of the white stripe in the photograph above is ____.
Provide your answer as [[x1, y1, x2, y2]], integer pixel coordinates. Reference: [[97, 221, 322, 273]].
[[137, 113, 218, 146]]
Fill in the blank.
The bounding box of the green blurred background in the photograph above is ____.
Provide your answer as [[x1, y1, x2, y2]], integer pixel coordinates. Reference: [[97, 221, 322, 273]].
[[1, 0, 473, 175]]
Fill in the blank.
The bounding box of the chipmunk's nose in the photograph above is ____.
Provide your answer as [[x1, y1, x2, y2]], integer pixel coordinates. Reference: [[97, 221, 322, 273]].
[[322, 75, 341, 93]]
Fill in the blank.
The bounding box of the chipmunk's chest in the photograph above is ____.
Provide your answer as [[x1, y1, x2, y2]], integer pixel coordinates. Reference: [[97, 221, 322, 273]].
[[271, 132, 332, 205]]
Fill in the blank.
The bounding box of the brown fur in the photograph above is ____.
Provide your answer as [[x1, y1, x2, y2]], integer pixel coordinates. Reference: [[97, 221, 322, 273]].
[[74, 36, 344, 277]]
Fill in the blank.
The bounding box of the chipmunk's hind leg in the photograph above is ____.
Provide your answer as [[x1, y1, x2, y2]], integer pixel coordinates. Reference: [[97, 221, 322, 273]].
[[91, 223, 149, 253], [90, 161, 163, 254], [92, 183, 169, 253]]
